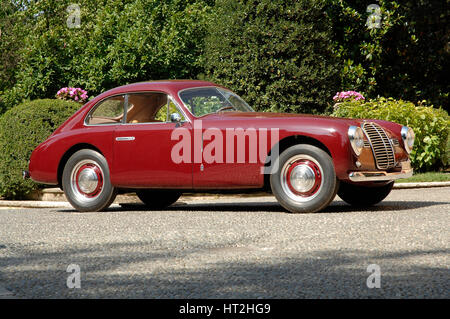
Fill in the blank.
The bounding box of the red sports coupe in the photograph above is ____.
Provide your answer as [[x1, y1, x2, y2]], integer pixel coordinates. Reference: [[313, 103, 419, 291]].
[[25, 80, 415, 213]]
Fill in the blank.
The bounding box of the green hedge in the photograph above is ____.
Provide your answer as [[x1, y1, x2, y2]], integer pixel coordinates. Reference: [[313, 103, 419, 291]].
[[332, 98, 450, 171], [0, 99, 81, 199]]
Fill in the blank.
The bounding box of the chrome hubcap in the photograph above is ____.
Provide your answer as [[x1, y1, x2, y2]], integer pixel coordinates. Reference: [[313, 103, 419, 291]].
[[77, 167, 99, 194], [280, 155, 323, 202], [290, 164, 316, 193], [70, 160, 104, 202]]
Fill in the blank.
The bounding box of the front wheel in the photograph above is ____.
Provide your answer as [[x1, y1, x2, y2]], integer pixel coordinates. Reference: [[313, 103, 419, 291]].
[[136, 190, 181, 209], [270, 144, 338, 213], [62, 149, 117, 212], [338, 181, 394, 207]]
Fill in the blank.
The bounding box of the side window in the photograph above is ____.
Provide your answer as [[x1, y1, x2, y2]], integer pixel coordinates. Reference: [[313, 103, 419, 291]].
[[126, 92, 167, 123], [87, 95, 125, 125], [154, 102, 168, 122], [125, 93, 185, 124]]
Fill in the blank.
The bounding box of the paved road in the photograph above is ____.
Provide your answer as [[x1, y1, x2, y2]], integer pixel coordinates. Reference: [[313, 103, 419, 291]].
[[0, 187, 449, 298]]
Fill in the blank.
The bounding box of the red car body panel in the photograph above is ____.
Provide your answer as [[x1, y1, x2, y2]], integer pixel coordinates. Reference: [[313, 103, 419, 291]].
[[112, 122, 194, 188], [28, 80, 407, 190]]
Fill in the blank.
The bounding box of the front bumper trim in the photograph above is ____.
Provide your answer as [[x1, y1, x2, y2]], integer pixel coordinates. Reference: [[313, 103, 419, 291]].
[[348, 161, 413, 182]]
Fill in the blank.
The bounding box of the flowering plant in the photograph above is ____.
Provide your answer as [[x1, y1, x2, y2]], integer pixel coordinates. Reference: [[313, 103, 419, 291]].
[[56, 87, 88, 103], [333, 91, 365, 103]]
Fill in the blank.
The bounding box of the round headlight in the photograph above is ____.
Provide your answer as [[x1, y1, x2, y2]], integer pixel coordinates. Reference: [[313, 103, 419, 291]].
[[401, 126, 415, 154], [348, 126, 365, 156]]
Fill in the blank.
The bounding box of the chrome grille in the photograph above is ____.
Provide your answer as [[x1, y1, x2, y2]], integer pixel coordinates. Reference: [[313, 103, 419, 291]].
[[362, 122, 396, 169]]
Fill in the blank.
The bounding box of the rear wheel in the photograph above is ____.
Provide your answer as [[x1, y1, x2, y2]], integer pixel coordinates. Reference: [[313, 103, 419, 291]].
[[136, 190, 181, 209], [62, 149, 117, 212], [270, 144, 338, 213], [338, 181, 394, 206]]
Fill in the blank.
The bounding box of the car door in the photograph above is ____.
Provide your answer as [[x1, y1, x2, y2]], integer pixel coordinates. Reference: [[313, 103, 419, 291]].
[[192, 118, 265, 188], [177, 87, 264, 188], [112, 92, 192, 188]]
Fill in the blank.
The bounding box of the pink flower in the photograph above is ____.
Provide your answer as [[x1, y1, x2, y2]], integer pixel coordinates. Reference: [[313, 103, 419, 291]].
[[56, 86, 88, 103], [333, 90, 365, 102]]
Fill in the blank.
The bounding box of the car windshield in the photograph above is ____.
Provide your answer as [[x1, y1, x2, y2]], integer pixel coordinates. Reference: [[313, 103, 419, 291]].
[[179, 87, 254, 117]]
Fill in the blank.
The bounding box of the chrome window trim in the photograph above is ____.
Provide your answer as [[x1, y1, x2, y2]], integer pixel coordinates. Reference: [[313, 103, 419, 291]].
[[84, 91, 191, 127], [123, 94, 128, 124]]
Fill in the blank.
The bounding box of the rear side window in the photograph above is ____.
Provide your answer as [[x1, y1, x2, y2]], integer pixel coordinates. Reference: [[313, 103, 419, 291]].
[[87, 95, 125, 125]]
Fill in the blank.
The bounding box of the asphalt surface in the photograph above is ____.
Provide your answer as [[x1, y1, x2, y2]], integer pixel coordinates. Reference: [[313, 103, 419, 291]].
[[0, 187, 449, 299]]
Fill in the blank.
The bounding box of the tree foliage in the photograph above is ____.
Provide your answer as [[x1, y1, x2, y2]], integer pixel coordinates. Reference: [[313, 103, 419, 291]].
[[0, 0, 213, 113], [327, 0, 449, 110], [202, 0, 341, 114], [0, 0, 447, 113], [0, 1, 28, 98]]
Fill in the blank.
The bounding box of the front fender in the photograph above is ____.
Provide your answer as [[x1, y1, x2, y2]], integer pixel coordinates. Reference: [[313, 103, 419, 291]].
[[279, 125, 353, 180]]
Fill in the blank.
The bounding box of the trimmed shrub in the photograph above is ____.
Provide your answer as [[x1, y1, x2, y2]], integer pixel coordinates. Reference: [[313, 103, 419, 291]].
[[202, 0, 340, 114], [332, 98, 450, 171], [0, 99, 81, 199]]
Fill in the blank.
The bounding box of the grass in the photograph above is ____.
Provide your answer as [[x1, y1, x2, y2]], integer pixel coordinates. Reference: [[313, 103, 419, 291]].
[[395, 171, 450, 183]]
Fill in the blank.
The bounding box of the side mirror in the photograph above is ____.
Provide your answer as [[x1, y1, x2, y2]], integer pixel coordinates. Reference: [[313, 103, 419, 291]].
[[170, 112, 182, 123]]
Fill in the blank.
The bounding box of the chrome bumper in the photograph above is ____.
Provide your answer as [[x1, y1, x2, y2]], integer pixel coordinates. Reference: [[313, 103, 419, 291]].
[[348, 161, 413, 182]]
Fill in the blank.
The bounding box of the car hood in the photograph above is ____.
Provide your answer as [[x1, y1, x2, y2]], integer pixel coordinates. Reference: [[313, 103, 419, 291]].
[[198, 112, 403, 136], [201, 111, 361, 125]]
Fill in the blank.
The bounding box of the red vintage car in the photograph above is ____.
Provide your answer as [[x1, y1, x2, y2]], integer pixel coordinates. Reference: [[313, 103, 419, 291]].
[[25, 80, 415, 213]]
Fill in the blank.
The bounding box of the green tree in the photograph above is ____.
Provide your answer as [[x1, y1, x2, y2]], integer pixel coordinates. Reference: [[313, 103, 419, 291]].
[[0, 0, 213, 113], [327, 0, 449, 109], [0, 0, 30, 112], [377, 0, 449, 109], [202, 0, 341, 114]]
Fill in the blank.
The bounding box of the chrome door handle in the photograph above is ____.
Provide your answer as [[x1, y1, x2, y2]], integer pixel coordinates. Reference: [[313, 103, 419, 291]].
[[115, 136, 135, 141]]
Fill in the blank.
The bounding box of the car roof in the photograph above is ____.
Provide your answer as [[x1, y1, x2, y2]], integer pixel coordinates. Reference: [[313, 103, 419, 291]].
[[80, 80, 226, 123], [99, 80, 220, 97]]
